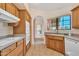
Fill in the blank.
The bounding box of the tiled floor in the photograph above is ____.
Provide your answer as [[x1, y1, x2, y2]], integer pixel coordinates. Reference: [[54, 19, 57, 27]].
[[26, 44, 64, 56]]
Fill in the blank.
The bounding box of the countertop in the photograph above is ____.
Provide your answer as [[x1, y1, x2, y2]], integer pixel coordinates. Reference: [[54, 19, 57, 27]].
[[0, 34, 25, 50], [45, 32, 79, 42]]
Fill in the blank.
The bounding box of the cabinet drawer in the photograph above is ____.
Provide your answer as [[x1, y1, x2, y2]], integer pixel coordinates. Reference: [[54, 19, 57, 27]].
[[7, 44, 23, 56], [1, 43, 16, 56], [17, 40, 23, 46], [47, 35, 64, 40]]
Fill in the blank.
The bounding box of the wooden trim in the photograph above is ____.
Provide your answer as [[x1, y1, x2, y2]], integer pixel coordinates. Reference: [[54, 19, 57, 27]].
[[0, 51, 1, 56], [12, 3, 20, 11], [33, 18, 35, 40], [26, 41, 31, 53], [71, 5, 79, 11], [30, 18, 32, 46], [23, 39, 26, 56]]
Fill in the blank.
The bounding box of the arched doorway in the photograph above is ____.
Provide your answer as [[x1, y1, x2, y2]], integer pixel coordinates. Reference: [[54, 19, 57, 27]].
[[33, 16, 44, 44]]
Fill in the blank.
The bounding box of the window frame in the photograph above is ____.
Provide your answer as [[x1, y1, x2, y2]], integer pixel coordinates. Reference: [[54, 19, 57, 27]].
[[58, 15, 71, 30]]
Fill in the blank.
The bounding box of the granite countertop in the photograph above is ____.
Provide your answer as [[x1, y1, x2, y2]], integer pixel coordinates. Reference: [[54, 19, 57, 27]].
[[65, 34, 79, 42], [0, 34, 25, 50], [45, 32, 79, 42]]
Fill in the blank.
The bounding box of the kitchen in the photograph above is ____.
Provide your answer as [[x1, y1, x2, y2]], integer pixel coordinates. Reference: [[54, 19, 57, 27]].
[[0, 3, 79, 56], [0, 3, 31, 56]]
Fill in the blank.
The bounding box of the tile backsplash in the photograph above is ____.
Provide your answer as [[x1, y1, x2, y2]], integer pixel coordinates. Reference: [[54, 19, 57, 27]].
[[0, 22, 13, 36]]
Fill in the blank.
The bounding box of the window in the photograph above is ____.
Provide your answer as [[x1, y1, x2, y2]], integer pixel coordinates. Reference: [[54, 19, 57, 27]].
[[58, 15, 71, 30], [47, 19, 57, 31]]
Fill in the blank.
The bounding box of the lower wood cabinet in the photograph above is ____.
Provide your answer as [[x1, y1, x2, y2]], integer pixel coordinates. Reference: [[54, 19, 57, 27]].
[[49, 39, 56, 50], [55, 40, 64, 53], [7, 44, 23, 56], [23, 39, 27, 55], [45, 35, 65, 54], [1, 43, 16, 56], [0, 39, 26, 56]]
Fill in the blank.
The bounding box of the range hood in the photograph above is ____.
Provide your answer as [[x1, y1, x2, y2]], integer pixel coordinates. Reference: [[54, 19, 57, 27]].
[[0, 8, 20, 23]]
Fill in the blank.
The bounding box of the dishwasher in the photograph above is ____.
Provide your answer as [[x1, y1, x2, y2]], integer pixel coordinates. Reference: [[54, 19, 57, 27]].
[[65, 37, 79, 56]]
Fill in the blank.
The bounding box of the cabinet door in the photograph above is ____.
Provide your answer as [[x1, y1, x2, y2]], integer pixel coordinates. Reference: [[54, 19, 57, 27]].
[[6, 4, 12, 14], [1, 43, 16, 56], [15, 8, 19, 17], [7, 44, 23, 56], [45, 37, 50, 48], [0, 3, 6, 10], [6, 4, 16, 15], [72, 7, 79, 28], [56, 40, 64, 54], [72, 10, 78, 28], [77, 8, 79, 27], [49, 39, 56, 50]]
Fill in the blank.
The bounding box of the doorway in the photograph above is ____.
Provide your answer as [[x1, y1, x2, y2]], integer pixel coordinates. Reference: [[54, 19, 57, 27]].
[[33, 16, 44, 44]]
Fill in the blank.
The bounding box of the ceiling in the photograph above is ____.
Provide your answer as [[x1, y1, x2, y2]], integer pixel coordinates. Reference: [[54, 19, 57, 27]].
[[14, 3, 79, 18], [28, 3, 76, 12]]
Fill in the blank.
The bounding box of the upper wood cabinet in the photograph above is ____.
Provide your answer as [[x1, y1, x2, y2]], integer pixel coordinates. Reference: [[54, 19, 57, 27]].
[[0, 3, 6, 10], [5, 3, 19, 17], [24, 10, 31, 22], [6, 4, 16, 16], [0, 3, 19, 17], [13, 10, 26, 34], [71, 6, 79, 28], [15, 8, 19, 17]]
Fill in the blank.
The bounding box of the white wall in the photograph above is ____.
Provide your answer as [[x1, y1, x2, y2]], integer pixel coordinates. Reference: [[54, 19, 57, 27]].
[[0, 22, 13, 36]]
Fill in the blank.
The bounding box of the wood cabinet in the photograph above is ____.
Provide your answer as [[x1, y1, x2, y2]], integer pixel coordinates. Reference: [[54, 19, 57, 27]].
[[45, 35, 65, 54], [0, 3, 19, 17], [6, 3, 20, 26], [72, 6, 79, 28], [6, 4, 16, 15], [14, 5, 19, 17], [0, 39, 24, 56], [24, 10, 31, 22], [23, 39, 27, 55], [5, 3, 19, 17], [49, 39, 56, 49], [13, 10, 26, 34], [0, 3, 6, 10], [1, 43, 16, 56], [7, 44, 23, 56], [55, 40, 64, 53], [15, 8, 19, 17]]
